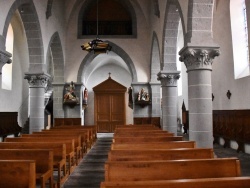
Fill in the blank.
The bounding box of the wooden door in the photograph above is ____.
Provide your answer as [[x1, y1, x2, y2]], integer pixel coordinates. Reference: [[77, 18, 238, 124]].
[[96, 93, 125, 132], [93, 77, 126, 133]]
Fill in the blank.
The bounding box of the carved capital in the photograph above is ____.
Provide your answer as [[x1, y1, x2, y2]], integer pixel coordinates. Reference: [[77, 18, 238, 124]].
[[0, 50, 12, 74], [179, 46, 220, 72], [24, 73, 51, 88], [157, 71, 180, 87]]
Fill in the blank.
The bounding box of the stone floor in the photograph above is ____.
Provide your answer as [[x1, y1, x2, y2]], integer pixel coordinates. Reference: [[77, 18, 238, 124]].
[[62, 133, 113, 188], [62, 132, 250, 188]]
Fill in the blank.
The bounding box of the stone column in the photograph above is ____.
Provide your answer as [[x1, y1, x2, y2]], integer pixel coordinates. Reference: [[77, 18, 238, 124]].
[[24, 73, 50, 133], [179, 46, 220, 148], [157, 71, 180, 135]]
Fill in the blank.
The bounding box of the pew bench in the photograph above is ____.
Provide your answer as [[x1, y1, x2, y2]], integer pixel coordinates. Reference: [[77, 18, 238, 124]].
[[105, 158, 241, 181], [41, 129, 90, 152], [4, 137, 76, 174], [112, 136, 183, 144], [51, 125, 97, 145], [21, 133, 82, 165], [113, 132, 174, 138], [0, 149, 54, 188], [108, 148, 214, 161], [111, 141, 196, 150], [113, 130, 170, 137], [101, 177, 250, 188], [0, 160, 36, 188], [0, 142, 67, 187]]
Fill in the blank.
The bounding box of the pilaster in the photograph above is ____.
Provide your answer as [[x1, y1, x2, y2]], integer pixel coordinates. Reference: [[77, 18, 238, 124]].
[[157, 71, 180, 135]]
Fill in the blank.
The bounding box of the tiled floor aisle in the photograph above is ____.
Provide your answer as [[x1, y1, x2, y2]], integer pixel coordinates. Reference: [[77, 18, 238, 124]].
[[62, 134, 113, 188], [62, 133, 250, 187]]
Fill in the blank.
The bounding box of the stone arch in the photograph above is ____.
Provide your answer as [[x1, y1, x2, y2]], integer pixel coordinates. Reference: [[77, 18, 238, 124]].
[[77, 0, 137, 38], [162, 0, 185, 71], [2, 0, 44, 72], [46, 32, 64, 83], [77, 41, 138, 83], [150, 32, 161, 82]]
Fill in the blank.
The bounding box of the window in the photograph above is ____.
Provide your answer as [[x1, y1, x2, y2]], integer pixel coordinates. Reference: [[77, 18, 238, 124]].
[[230, 0, 250, 79], [82, 0, 132, 36], [2, 24, 13, 90]]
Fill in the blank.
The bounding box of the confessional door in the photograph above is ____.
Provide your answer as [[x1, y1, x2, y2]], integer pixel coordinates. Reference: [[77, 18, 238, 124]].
[[95, 93, 125, 132]]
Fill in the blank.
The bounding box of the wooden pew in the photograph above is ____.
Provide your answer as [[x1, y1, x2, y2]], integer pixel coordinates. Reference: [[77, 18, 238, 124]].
[[0, 149, 53, 188], [21, 133, 82, 164], [0, 142, 67, 187], [104, 158, 241, 181], [4, 137, 76, 174], [108, 148, 214, 161], [114, 132, 174, 138], [112, 136, 183, 143], [51, 125, 97, 145], [114, 129, 170, 136], [111, 141, 196, 150], [41, 129, 91, 151], [0, 160, 36, 188], [101, 177, 250, 188]]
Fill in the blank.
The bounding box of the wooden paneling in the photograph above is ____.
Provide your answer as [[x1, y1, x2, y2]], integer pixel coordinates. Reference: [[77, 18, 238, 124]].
[[213, 110, 250, 153], [134, 117, 161, 128], [54, 118, 81, 126]]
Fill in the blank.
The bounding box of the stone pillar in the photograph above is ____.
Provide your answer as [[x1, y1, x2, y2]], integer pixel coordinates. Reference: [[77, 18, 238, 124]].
[[179, 46, 220, 148], [24, 73, 50, 133], [157, 71, 180, 135], [53, 83, 65, 119]]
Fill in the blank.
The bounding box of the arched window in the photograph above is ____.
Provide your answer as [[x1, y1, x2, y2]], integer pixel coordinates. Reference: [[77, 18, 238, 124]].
[[81, 0, 133, 36], [230, 0, 250, 79], [2, 24, 13, 90]]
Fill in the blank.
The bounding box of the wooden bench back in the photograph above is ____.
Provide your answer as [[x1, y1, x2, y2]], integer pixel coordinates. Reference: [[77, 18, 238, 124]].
[[108, 148, 214, 161], [113, 136, 183, 143], [4, 137, 74, 154], [21, 134, 81, 149], [0, 142, 66, 162], [41, 129, 91, 146], [114, 132, 174, 138], [100, 177, 250, 188], [105, 158, 241, 181], [114, 130, 169, 136], [0, 149, 53, 174], [111, 141, 196, 150], [0, 160, 36, 188]]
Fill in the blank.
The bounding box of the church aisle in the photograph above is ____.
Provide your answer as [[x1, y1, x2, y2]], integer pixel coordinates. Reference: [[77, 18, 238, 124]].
[[62, 134, 113, 188]]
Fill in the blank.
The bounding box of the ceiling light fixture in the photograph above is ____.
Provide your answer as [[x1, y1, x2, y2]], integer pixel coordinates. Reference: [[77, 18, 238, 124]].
[[81, 0, 112, 54]]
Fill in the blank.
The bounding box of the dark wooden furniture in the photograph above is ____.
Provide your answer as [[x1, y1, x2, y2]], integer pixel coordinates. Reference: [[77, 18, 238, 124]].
[[133, 117, 161, 128], [54, 118, 81, 126], [213, 110, 250, 153], [0, 112, 22, 140]]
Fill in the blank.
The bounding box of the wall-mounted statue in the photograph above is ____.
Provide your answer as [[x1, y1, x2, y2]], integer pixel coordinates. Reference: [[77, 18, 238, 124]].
[[64, 81, 79, 105], [137, 88, 150, 101]]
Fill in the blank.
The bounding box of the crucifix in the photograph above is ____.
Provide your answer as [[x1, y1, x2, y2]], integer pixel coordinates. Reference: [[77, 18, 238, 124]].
[[108, 72, 111, 78]]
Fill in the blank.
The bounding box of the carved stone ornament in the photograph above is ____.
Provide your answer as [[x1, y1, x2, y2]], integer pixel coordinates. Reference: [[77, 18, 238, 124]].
[[179, 47, 220, 72], [0, 50, 12, 74], [24, 74, 50, 88], [157, 72, 180, 87]]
